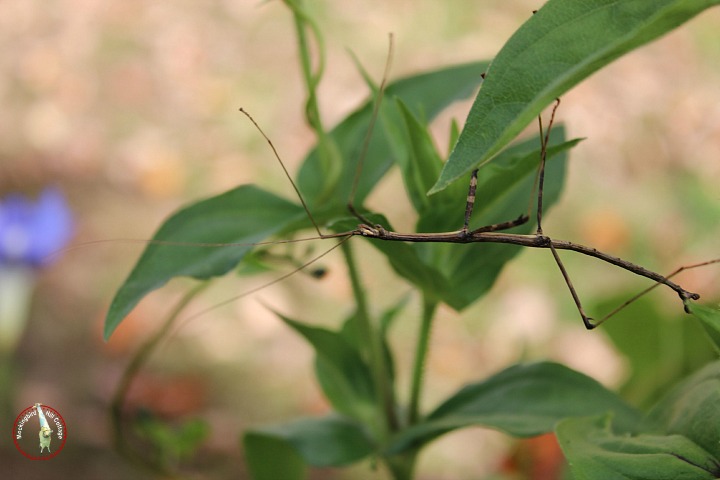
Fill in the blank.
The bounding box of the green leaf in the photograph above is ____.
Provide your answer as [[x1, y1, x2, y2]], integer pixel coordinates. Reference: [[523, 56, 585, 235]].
[[386, 362, 641, 454], [599, 295, 716, 408], [134, 415, 209, 463], [244, 433, 306, 480], [105, 185, 306, 339], [244, 415, 375, 474], [557, 415, 720, 480], [298, 61, 489, 208], [648, 360, 720, 459], [685, 301, 720, 352], [431, 0, 720, 193], [394, 98, 444, 214], [272, 311, 377, 423]]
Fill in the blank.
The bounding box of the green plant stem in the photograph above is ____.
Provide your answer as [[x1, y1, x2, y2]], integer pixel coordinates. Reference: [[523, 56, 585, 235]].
[[408, 294, 437, 426], [286, 0, 325, 133], [340, 241, 399, 436], [385, 451, 418, 480], [110, 281, 209, 478], [284, 0, 342, 200]]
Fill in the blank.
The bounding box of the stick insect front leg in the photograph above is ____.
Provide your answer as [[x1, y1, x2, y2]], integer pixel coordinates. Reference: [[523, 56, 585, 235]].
[[459, 169, 530, 238], [533, 99, 597, 328]]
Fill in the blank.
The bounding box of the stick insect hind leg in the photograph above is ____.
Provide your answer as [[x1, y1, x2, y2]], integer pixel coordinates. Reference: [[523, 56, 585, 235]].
[[522, 98, 705, 329], [521, 98, 628, 328], [534, 98, 598, 328]]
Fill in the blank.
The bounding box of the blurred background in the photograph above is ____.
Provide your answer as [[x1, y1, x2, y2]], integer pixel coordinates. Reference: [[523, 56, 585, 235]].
[[0, 1, 718, 478]]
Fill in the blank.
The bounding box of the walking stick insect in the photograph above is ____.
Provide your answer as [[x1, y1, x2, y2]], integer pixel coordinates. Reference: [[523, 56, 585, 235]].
[[235, 98, 708, 331]]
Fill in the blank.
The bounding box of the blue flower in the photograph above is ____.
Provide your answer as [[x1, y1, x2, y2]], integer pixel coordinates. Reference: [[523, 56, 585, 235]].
[[0, 188, 74, 267]]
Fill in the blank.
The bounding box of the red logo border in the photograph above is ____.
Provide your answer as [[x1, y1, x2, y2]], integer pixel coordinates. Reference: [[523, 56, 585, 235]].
[[13, 404, 67, 460]]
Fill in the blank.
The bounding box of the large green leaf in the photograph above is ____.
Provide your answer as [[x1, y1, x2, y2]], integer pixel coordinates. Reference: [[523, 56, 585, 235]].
[[386, 362, 641, 454], [431, 0, 720, 193], [648, 360, 720, 459], [104, 185, 306, 339], [599, 295, 716, 408], [297, 61, 489, 209], [243, 415, 375, 477], [557, 415, 720, 480]]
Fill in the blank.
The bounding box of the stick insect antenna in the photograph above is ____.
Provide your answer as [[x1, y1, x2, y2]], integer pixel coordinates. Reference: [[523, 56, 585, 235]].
[[239, 107, 325, 239], [347, 33, 395, 224], [174, 235, 353, 333]]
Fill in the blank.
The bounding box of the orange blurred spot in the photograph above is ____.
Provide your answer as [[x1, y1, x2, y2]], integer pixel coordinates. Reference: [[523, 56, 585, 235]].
[[500, 433, 566, 480], [578, 208, 630, 252], [126, 373, 208, 418]]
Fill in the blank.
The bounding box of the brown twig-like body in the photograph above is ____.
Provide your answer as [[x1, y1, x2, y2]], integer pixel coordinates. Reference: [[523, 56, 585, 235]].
[[349, 223, 699, 328]]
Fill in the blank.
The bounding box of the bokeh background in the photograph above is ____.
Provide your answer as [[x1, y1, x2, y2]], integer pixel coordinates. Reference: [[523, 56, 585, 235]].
[[1, 1, 719, 479]]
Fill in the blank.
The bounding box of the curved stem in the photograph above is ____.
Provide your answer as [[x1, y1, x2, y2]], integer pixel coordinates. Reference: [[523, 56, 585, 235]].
[[408, 294, 437, 425], [110, 281, 210, 477], [284, 0, 341, 199], [340, 241, 398, 436], [286, 0, 325, 132]]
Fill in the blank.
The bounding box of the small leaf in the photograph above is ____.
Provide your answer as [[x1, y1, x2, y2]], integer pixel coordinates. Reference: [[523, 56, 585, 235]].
[[394, 98, 444, 213], [298, 61, 489, 208], [557, 415, 720, 480], [685, 301, 720, 352], [244, 433, 306, 480], [244, 415, 375, 472], [431, 0, 720, 193], [386, 362, 641, 454], [105, 185, 306, 339], [272, 311, 376, 423]]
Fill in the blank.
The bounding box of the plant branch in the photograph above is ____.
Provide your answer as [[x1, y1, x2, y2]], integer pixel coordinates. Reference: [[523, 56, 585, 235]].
[[110, 281, 209, 477], [408, 294, 437, 425], [340, 241, 399, 436]]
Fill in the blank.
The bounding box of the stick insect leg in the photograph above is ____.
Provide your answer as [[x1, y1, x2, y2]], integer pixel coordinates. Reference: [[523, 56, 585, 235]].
[[549, 243, 596, 329], [460, 169, 479, 236], [347, 34, 394, 227], [533, 98, 597, 328], [463, 169, 528, 235], [535, 98, 561, 235]]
